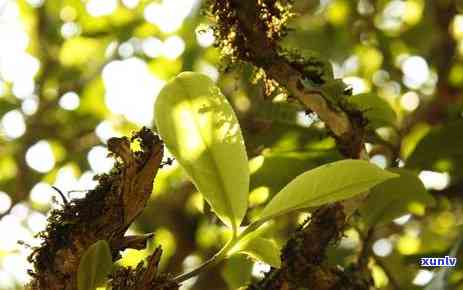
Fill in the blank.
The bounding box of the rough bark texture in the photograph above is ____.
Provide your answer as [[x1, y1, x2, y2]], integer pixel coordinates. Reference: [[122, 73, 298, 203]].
[[210, 0, 365, 157], [248, 204, 370, 290], [27, 128, 177, 290]]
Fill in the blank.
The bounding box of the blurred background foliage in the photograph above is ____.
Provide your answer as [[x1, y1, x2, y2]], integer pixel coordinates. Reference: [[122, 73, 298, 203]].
[[0, 0, 462, 289]]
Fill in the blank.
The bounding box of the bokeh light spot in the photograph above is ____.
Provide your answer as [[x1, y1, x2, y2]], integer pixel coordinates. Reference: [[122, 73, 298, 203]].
[[21, 97, 39, 115], [343, 76, 370, 94], [397, 235, 420, 255], [142, 37, 163, 58], [163, 36, 185, 59], [144, 0, 197, 33], [400, 91, 420, 111], [1, 110, 26, 139], [413, 270, 433, 286], [196, 26, 215, 47], [122, 0, 139, 9], [0, 192, 12, 214], [61, 22, 80, 39], [87, 146, 114, 174], [30, 182, 53, 206], [59, 91, 80, 110], [372, 238, 393, 257], [401, 56, 429, 89], [103, 58, 165, 125], [25, 141, 55, 173], [418, 170, 450, 190], [86, 0, 118, 17]]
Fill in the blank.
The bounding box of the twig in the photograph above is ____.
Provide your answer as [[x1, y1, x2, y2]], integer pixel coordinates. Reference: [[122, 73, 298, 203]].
[[358, 227, 375, 270], [51, 186, 69, 205]]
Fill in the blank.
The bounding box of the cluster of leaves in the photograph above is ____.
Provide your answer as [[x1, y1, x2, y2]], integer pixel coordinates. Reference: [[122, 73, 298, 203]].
[[76, 72, 400, 289], [152, 72, 397, 272]]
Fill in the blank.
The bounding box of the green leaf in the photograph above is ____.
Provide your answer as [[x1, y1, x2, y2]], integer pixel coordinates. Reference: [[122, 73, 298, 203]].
[[230, 237, 281, 268], [251, 99, 302, 125], [77, 240, 113, 290], [249, 150, 340, 199], [347, 93, 397, 128], [359, 169, 435, 227], [258, 159, 399, 221], [407, 120, 463, 178], [244, 122, 337, 154], [154, 72, 249, 231], [222, 254, 253, 289]]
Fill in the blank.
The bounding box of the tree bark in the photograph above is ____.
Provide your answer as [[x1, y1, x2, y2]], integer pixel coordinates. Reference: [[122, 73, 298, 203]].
[[27, 128, 177, 290]]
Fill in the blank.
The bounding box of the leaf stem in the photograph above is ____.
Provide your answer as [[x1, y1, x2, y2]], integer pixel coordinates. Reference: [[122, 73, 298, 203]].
[[173, 238, 233, 283], [172, 220, 266, 283]]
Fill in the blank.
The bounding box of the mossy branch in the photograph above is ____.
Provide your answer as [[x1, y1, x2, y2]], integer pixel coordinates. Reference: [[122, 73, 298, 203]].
[[209, 1, 372, 289], [27, 128, 177, 290]]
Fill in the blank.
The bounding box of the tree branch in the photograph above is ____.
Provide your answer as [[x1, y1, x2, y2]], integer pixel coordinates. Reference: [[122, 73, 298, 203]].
[[248, 204, 370, 290], [27, 128, 177, 290], [210, 1, 371, 289], [211, 0, 365, 157]]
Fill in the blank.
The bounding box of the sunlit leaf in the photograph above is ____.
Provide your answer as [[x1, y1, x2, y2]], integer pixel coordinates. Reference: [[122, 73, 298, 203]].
[[230, 237, 281, 268], [154, 72, 249, 231], [359, 169, 435, 227], [347, 93, 397, 128], [77, 240, 113, 290], [258, 160, 398, 221]]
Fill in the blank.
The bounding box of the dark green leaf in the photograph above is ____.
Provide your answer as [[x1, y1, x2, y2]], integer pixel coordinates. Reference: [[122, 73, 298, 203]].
[[407, 120, 463, 179], [77, 240, 113, 290], [222, 254, 253, 290], [249, 150, 339, 199], [359, 169, 436, 227], [348, 93, 397, 128]]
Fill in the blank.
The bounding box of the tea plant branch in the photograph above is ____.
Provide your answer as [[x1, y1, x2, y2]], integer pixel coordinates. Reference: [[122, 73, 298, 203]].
[[210, 0, 365, 158], [358, 228, 375, 270], [27, 128, 178, 290], [210, 1, 372, 289], [247, 204, 371, 290]]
